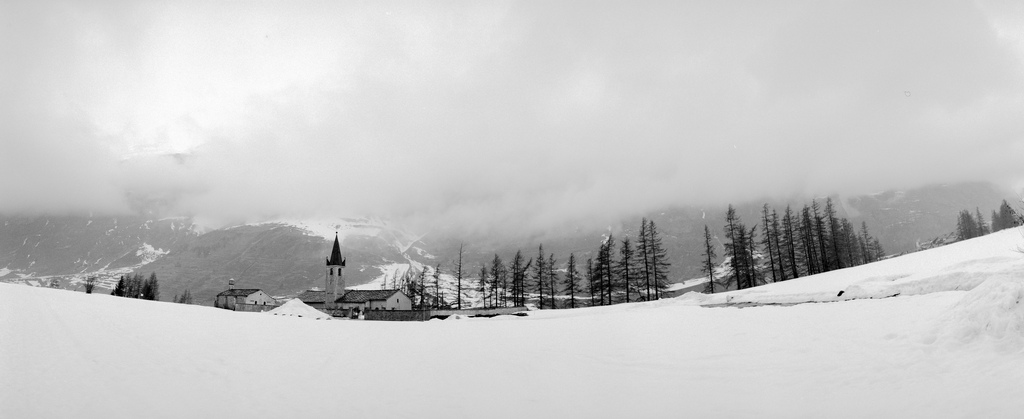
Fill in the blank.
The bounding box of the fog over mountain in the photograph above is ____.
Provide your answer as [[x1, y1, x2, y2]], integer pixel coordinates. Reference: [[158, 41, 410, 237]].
[[2, 1, 1024, 238]]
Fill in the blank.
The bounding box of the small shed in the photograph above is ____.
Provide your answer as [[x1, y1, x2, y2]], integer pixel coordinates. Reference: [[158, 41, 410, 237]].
[[214, 289, 277, 310]]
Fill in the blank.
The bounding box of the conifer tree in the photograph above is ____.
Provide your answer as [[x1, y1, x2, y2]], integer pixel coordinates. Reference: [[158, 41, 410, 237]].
[[636, 218, 652, 300], [586, 258, 597, 307], [490, 255, 504, 308], [454, 243, 464, 310], [745, 225, 761, 287], [433, 264, 442, 309], [142, 272, 159, 301], [510, 251, 526, 307], [724, 205, 744, 290], [701, 225, 717, 294], [975, 208, 989, 236], [596, 236, 615, 305], [782, 206, 800, 279], [546, 253, 557, 309], [799, 205, 819, 275], [812, 200, 831, 272], [533, 245, 546, 308], [824, 198, 844, 269], [761, 204, 779, 283], [478, 264, 489, 309], [617, 236, 635, 303], [565, 253, 582, 308], [112, 275, 126, 297], [646, 221, 670, 299]]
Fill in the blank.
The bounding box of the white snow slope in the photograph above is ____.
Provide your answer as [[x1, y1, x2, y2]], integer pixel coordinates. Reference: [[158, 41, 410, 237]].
[[2, 230, 1024, 418]]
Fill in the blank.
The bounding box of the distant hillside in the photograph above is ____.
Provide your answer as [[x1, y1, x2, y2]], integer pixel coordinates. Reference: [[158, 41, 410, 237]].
[[1, 182, 1014, 305]]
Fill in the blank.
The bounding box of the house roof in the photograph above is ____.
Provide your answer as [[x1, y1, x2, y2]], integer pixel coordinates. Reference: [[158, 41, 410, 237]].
[[326, 233, 345, 266], [216, 289, 263, 297], [297, 289, 402, 304]]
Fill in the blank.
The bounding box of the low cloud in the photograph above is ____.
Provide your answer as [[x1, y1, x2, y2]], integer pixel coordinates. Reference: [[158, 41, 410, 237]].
[[2, 1, 1023, 237]]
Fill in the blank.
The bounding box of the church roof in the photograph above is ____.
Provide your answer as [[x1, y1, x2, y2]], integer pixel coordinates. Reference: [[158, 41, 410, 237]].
[[326, 233, 345, 266], [216, 289, 263, 297], [338, 289, 401, 303], [297, 289, 327, 303], [297, 289, 402, 304]]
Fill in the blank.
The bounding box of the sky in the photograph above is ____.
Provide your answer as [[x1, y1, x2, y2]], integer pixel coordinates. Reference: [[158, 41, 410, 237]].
[[2, 1, 1023, 236]]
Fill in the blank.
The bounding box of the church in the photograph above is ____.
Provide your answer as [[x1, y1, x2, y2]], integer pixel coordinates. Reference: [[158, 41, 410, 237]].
[[297, 233, 412, 317]]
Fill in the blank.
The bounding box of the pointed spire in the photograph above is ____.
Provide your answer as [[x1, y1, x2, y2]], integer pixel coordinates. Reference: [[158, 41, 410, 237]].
[[327, 232, 344, 266]]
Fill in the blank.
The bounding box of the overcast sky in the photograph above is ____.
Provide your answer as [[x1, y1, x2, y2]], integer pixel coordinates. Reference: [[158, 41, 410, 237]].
[[2, 1, 1023, 235]]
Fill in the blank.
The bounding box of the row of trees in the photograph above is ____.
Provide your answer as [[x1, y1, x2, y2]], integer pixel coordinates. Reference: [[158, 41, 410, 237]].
[[991, 200, 1020, 233], [385, 218, 672, 310], [956, 200, 1021, 241], [111, 272, 160, 300], [704, 199, 885, 292]]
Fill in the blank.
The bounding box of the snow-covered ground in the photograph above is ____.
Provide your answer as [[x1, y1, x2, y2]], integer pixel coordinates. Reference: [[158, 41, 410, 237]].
[[2, 230, 1023, 418]]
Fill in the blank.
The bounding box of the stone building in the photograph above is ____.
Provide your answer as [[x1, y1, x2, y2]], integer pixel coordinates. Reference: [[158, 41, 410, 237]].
[[214, 289, 277, 311]]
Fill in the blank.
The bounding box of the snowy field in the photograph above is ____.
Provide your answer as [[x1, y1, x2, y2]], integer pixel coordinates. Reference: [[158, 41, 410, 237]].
[[2, 230, 1023, 418]]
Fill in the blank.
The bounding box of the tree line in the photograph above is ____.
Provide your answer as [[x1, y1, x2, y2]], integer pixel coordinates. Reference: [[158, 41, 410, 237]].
[[111, 272, 160, 300], [956, 199, 1020, 241], [702, 198, 885, 292], [384, 218, 672, 310]]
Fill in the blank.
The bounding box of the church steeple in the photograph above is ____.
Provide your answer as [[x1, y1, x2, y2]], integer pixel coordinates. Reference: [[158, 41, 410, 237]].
[[324, 232, 346, 311], [326, 233, 345, 266]]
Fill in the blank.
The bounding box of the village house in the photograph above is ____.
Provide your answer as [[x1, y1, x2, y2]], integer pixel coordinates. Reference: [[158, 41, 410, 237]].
[[214, 289, 277, 311]]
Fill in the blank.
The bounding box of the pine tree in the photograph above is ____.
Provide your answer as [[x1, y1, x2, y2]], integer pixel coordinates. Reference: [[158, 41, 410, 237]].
[[746, 225, 761, 287], [617, 236, 635, 303], [454, 243, 464, 310], [565, 253, 582, 308], [782, 206, 800, 279], [636, 218, 653, 301], [112, 275, 126, 296], [432, 264, 442, 309], [546, 253, 557, 309], [510, 251, 525, 307], [812, 200, 831, 272], [142, 272, 159, 300], [761, 204, 779, 283], [478, 264, 489, 309], [701, 225, 717, 294], [646, 221, 670, 299], [723, 205, 744, 290], [586, 258, 597, 307], [595, 236, 614, 305], [533, 245, 546, 308], [799, 205, 819, 276], [824, 198, 844, 269], [976, 208, 990, 236], [957, 209, 979, 240], [490, 255, 504, 308]]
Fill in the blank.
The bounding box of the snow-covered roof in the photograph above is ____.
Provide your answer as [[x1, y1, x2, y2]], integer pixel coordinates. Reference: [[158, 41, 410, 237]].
[[215, 289, 263, 297]]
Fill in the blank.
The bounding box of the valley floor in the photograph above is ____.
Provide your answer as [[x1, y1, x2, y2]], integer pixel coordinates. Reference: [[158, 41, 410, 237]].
[[3, 231, 1024, 418]]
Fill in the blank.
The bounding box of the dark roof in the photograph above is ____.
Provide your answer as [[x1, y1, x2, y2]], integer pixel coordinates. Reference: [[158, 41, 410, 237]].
[[326, 233, 346, 266], [338, 289, 401, 303], [298, 289, 404, 304], [216, 289, 263, 297], [297, 289, 326, 303]]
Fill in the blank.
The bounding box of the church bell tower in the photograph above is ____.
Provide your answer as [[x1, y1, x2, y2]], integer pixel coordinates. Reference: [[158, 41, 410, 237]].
[[325, 233, 346, 310]]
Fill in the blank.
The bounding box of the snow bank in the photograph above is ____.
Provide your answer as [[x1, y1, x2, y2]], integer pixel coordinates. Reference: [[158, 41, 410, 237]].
[[931, 278, 1024, 352], [266, 298, 332, 320]]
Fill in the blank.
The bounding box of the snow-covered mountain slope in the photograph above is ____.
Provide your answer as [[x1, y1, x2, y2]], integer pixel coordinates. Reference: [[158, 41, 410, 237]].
[[3, 228, 1023, 418], [684, 227, 1024, 307]]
